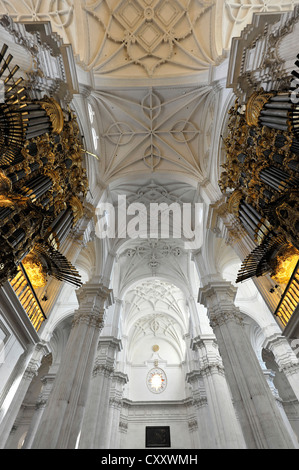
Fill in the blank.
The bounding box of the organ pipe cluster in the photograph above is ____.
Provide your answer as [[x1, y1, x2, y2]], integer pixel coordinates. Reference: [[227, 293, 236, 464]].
[[220, 74, 299, 285], [0, 44, 88, 288]]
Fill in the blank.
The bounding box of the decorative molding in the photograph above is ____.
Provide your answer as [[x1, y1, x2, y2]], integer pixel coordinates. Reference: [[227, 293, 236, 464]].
[[199, 362, 225, 378], [119, 420, 128, 433], [72, 310, 105, 330]]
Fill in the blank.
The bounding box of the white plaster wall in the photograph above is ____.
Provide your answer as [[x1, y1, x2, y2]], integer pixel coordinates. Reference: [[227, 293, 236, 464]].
[[120, 402, 192, 449], [126, 364, 186, 402], [124, 334, 186, 402], [123, 421, 191, 449]]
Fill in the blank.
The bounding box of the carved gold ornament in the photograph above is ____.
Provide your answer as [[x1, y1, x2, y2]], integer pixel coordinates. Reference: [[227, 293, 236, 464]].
[[245, 90, 275, 127], [0, 171, 12, 192], [22, 253, 47, 288], [227, 190, 243, 217], [68, 195, 84, 225], [39, 97, 64, 134]]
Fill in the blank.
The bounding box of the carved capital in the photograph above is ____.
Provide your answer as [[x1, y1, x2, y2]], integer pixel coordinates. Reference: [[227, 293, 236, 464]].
[[109, 397, 123, 410], [23, 361, 39, 380], [188, 419, 198, 431], [209, 310, 243, 329], [93, 363, 114, 378], [198, 281, 243, 327], [35, 399, 48, 410], [199, 362, 225, 378], [186, 369, 202, 385], [198, 281, 237, 311], [74, 283, 113, 329], [193, 396, 208, 408], [112, 371, 129, 387], [263, 334, 299, 372], [72, 309, 105, 330], [280, 363, 299, 376]]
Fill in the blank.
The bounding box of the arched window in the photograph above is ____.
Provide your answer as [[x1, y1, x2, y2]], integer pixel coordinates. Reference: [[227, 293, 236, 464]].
[[88, 103, 99, 150], [87, 103, 94, 124]]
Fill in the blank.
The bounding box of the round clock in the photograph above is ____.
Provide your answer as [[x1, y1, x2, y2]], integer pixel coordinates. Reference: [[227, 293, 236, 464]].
[[147, 367, 167, 394]]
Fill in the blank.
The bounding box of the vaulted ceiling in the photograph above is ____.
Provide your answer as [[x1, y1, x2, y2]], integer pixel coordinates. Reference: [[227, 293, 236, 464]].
[[2, 0, 298, 188], [5, 0, 295, 79], [2, 1, 296, 355], [90, 85, 216, 184], [123, 278, 188, 364]]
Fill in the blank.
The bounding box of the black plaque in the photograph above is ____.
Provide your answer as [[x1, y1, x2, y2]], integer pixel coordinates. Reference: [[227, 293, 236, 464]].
[[145, 426, 171, 448]]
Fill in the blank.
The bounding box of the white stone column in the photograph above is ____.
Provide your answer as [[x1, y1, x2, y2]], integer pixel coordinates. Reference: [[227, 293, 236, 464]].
[[78, 337, 121, 449], [199, 281, 297, 449], [31, 282, 112, 449], [110, 299, 123, 338], [0, 343, 48, 449], [257, 351, 299, 448], [263, 333, 299, 403], [192, 335, 246, 449], [22, 373, 56, 449]]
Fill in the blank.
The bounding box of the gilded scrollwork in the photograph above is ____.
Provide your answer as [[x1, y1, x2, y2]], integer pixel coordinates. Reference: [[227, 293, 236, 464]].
[[39, 97, 64, 134], [220, 92, 299, 285], [245, 89, 275, 127], [227, 190, 243, 218]]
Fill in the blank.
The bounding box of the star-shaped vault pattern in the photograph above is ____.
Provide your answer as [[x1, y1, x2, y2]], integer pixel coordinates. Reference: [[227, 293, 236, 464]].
[[94, 85, 214, 183]]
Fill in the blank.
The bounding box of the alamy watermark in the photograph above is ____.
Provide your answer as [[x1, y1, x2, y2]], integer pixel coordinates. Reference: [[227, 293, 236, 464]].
[[95, 196, 204, 250]]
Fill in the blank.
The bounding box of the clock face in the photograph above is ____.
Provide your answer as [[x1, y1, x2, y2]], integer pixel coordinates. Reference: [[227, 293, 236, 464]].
[[147, 367, 167, 394]]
